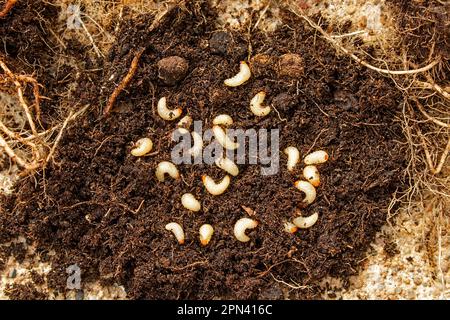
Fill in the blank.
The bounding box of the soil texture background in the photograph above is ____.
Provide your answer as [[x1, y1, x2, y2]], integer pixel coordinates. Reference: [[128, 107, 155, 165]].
[[0, 0, 409, 299]]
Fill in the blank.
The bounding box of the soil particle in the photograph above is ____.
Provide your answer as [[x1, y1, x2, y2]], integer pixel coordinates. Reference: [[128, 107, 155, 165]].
[[209, 31, 233, 55], [277, 53, 304, 78], [158, 56, 190, 86]]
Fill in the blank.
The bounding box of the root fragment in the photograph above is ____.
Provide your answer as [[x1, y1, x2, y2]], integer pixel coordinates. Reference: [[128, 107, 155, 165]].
[[0, 0, 18, 19], [103, 48, 144, 116]]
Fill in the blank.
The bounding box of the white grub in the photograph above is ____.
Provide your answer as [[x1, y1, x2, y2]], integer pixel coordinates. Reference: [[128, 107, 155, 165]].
[[234, 218, 258, 242], [212, 125, 239, 150], [215, 157, 239, 176], [155, 161, 180, 182], [202, 175, 231, 195], [284, 146, 300, 172], [283, 221, 298, 234], [213, 114, 233, 127], [250, 91, 271, 117], [177, 115, 192, 128], [199, 224, 214, 246], [303, 165, 320, 187], [293, 212, 319, 229], [157, 97, 182, 121], [294, 180, 316, 204], [189, 131, 203, 158], [131, 138, 153, 157], [224, 61, 251, 87], [304, 150, 329, 165], [181, 193, 201, 212], [165, 222, 185, 244]]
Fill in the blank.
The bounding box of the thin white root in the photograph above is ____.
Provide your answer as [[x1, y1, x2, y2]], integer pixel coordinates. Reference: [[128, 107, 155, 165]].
[[284, 146, 300, 172], [294, 180, 317, 204], [131, 138, 153, 156], [212, 125, 239, 150], [215, 157, 239, 176], [293, 212, 319, 229], [213, 114, 234, 127], [181, 193, 201, 212], [290, 8, 441, 76], [224, 61, 251, 87], [165, 222, 185, 244], [202, 174, 231, 195], [199, 224, 214, 246], [157, 97, 182, 121], [303, 165, 320, 187], [234, 218, 258, 242], [250, 91, 271, 117], [304, 150, 329, 165], [155, 161, 180, 182]]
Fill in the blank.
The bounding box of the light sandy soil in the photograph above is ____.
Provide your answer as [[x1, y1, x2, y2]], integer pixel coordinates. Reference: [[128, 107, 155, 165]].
[[1, 0, 448, 300]]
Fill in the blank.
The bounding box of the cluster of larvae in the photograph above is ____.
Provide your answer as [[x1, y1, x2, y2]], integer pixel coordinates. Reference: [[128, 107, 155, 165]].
[[129, 61, 328, 246], [283, 148, 328, 234]]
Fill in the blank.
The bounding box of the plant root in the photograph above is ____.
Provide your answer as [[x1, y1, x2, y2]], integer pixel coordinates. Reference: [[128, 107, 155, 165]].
[[103, 48, 144, 116], [0, 0, 18, 19]]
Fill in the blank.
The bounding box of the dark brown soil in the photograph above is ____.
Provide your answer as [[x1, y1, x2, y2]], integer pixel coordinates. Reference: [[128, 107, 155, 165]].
[[1, 1, 409, 299]]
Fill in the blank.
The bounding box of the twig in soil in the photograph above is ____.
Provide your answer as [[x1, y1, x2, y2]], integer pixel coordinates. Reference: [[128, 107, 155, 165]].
[[103, 48, 145, 116], [289, 7, 441, 76], [0, 0, 18, 19]]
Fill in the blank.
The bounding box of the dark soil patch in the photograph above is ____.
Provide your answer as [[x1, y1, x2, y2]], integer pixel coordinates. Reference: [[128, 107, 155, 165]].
[[1, 1, 408, 299]]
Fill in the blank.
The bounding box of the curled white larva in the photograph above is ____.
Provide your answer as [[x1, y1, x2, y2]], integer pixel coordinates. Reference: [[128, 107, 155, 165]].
[[293, 212, 319, 229], [303, 165, 320, 187], [213, 114, 233, 127], [181, 193, 201, 212], [284, 221, 298, 234], [224, 61, 251, 87], [131, 138, 153, 157], [304, 150, 329, 165], [177, 115, 192, 128], [294, 180, 316, 204], [234, 218, 258, 242], [189, 131, 203, 158], [284, 146, 300, 172], [215, 157, 239, 176], [202, 175, 231, 195], [155, 161, 180, 182], [212, 125, 239, 150], [250, 91, 271, 117], [157, 97, 182, 121], [199, 224, 214, 246], [165, 222, 185, 244]]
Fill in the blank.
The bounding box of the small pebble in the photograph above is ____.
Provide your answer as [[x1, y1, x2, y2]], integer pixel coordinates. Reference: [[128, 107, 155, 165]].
[[278, 53, 304, 78], [157, 56, 189, 85], [209, 31, 232, 55]]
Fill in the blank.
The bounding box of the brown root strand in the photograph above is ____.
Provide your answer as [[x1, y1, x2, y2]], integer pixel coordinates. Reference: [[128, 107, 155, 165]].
[[0, 0, 18, 19], [103, 48, 144, 116]]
